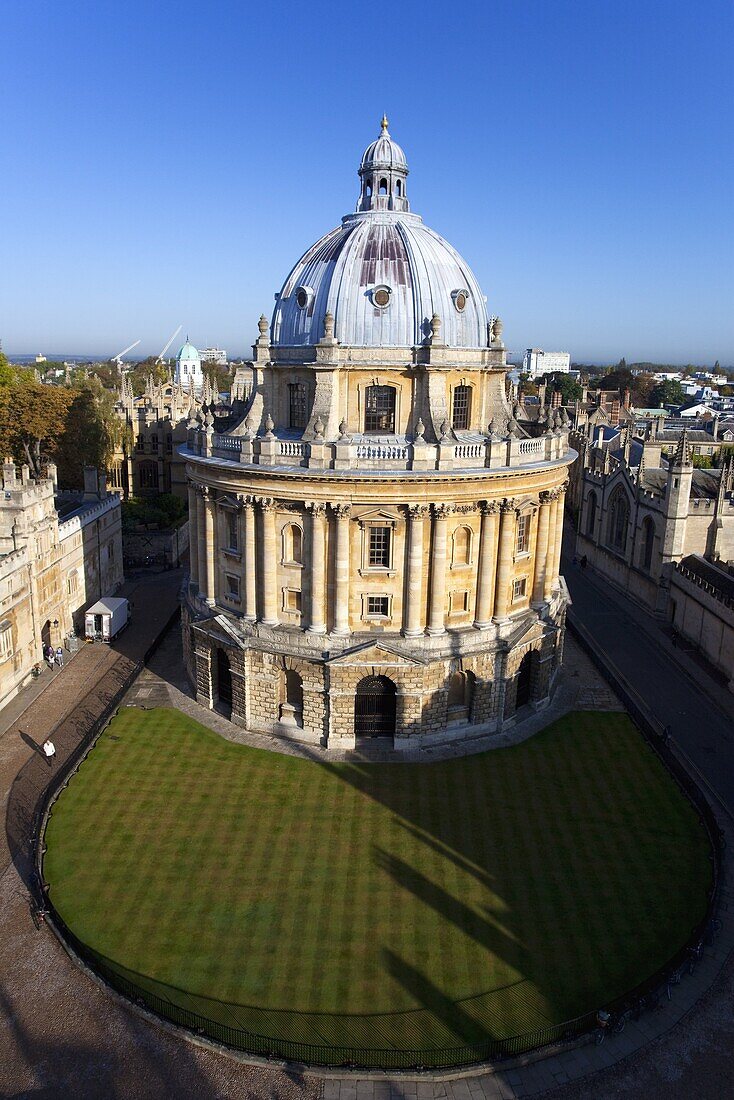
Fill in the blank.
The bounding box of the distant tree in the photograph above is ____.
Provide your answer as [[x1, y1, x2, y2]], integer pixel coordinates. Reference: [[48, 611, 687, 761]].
[[0, 350, 17, 387], [126, 357, 169, 395], [649, 379, 685, 408], [518, 372, 538, 397], [545, 373, 583, 403], [714, 360, 720, 373], [617, 357, 627, 372]]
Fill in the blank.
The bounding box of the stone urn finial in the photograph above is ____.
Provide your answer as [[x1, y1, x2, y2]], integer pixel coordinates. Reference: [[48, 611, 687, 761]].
[[264, 413, 275, 439], [338, 418, 350, 441], [430, 312, 441, 342], [440, 418, 450, 441], [258, 314, 269, 337], [323, 311, 335, 340], [245, 415, 255, 439], [414, 416, 425, 442], [314, 415, 325, 440]]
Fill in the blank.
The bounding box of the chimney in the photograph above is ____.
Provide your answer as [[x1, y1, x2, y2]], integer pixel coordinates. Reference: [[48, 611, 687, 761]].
[[97, 469, 107, 499], [82, 466, 99, 501], [47, 462, 58, 492]]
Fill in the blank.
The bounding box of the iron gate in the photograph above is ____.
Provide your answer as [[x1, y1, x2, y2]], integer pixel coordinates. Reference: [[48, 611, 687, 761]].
[[354, 675, 396, 739]]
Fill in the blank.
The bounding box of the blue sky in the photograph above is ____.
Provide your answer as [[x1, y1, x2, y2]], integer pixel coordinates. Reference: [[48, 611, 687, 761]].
[[2, 0, 732, 365]]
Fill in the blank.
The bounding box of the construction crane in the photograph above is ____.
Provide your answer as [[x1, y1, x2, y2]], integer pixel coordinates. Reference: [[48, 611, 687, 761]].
[[156, 324, 182, 365], [110, 339, 141, 370]]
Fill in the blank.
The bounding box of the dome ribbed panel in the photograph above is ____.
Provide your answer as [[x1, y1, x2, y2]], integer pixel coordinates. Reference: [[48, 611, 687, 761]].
[[271, 213, 488, 350]]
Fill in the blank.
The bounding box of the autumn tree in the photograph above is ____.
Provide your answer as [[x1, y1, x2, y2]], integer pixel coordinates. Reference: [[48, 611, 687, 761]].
[[0, 383, 74, 476]]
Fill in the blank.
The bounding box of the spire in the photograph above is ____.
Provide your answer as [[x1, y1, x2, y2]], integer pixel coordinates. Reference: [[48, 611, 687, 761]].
[[672, 428, 692, 468]]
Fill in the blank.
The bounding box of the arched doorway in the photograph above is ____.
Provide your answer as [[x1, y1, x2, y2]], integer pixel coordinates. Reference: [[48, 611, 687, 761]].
[[516, 652, 534, 710], [354, 675, 396, 740], [216, 648, 232, 718]]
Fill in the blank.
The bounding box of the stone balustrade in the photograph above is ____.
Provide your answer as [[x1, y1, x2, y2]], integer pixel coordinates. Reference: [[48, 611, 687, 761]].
[[193, 428, 569, 472]]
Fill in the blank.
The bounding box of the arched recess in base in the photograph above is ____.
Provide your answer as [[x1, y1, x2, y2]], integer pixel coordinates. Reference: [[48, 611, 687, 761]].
[[515, 651, 534, 710], [354, 675, 396, 740], [215, 648, 233, 718]]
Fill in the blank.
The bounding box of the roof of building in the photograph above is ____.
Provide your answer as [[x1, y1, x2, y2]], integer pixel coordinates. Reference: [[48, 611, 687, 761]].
[[359, 115, 408, 172], [677, 554, 734, 599], [271, 123, 489, 350]]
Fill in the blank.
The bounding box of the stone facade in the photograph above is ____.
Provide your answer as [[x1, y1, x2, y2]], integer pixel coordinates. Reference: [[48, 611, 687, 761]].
[[181, 123, 574, 749], [0, 461, 123, 710], [669, 556, 734, 691]]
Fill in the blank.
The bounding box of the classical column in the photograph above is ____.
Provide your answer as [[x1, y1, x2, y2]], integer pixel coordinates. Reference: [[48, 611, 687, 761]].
[[243, 495, 257, 621], [474, 501, 499, 628], [493, 499, 517, 622], [551, 485, 567, 587], [531, 492, 552, 606], [428, 504, 452, 636], [203, 486, 216, 606], [307, 501, 327, 634], [188, 482, 199, 589], [259, 497, 279, 625], [543, 494, 559, 601], [196, 485, 207, 593], [404, 504, 428, 637], [332, 503, 351, 636]]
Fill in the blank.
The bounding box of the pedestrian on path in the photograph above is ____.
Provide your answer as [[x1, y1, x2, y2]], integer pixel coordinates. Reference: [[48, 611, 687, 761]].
[[44, 644, 54, 669], [55, 647, 64, 668], [42, 739, 56, 766]]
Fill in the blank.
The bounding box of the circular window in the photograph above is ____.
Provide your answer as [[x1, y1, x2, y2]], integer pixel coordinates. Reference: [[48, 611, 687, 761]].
[[453, 289, 469, 313], [372, 285, 391, 308], [295, 286, 313, 310]]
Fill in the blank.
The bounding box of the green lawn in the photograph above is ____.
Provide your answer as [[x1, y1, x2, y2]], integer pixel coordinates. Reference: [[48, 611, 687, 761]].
[[44, 707, 711, 1054]]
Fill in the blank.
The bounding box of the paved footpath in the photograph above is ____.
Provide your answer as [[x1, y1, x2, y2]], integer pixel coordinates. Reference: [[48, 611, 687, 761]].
[[1, 564, 732, 1098]]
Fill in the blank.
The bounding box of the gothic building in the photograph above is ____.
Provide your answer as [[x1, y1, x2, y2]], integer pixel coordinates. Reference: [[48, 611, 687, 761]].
[[573, 422, 734, 614], [182, 121, 574, 749]]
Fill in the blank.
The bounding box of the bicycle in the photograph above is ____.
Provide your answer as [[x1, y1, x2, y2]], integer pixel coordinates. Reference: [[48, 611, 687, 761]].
[[666, 966, 684, 999], [593, 1008, 631, 1044]]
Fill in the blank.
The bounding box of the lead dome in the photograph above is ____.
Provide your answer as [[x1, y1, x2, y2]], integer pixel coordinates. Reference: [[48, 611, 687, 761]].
[[271, 119, 489, 350]]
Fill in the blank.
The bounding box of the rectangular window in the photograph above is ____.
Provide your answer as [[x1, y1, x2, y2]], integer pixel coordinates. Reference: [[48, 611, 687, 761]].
[[225, 575, 240, 601], [135, 435, 144, 451], [366, 595, 389, 617], [227, 511, 239, 551], [516, 514, 530, 555], [289, 382, 308, 430], [0, 621, 12, 662], [364, 386, 396, 433], [449, 590, 469, 614], [166, 435, 173, 453], [452, 385, 471, 430], [151, 434, 159, 452], [512, 577, 527, 601], [368, 526, 391, 568], [285, 589, 302, 612]]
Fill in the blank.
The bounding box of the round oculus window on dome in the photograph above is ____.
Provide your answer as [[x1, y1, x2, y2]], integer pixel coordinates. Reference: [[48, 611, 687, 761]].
[[452, 289, 470, 313], [295, 286, 314, 310], [372, 285, 391, 308]]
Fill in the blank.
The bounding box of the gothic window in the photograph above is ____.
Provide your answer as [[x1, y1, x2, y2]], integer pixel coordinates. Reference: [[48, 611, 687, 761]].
[[364, 386, 395, 433], [138, 462, 159, 490], [641, 516, 655, 571], [452, 385, 471, 430], [0, 620, 11, 662], [150, 434, 159, 452], [282, 523, 303, 565], [288, 382, 308, 430], [368, 526, 391, 568], [607, 489, 630, 553], [586, 490, 598, 537], [452, 526, 471, 566], [135, 434, 145, 452], [516, 514, 530, 555], [67, 569, 79, 596]]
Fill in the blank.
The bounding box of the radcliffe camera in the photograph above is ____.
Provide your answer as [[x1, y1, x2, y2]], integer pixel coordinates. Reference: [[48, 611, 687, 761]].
[[1, 4, 732, 1100]]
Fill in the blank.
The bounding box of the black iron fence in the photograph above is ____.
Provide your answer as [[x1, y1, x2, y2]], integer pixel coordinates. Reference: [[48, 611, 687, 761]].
[[29, 609, 725, 1072]]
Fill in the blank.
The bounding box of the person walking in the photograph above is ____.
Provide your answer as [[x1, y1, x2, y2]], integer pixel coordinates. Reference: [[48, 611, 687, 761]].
[[44, 644, 54, 669], [42, 739, 56, 766], [55, 647, 64, 668]]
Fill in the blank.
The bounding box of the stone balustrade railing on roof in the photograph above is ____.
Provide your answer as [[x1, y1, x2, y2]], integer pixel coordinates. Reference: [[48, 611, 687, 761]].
[[185, 427, 569, 473]]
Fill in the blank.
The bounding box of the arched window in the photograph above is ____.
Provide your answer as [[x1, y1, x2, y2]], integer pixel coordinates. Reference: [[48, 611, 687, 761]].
[[641, 516, 655, 571], [452, 526, 471, 565], [586, 490, 598, 537], [366, 178, 372, 196], [138, 461, 159, 490], [452, 385, 472, 430], [379, 178, 388, 195], [607, 489, 630, 553], [447, 670, 475, 723], [282, 523, 303, 565], [280, 669, 303, 727], [364, 386, 396, 433], [395, 179, 402, 196]]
